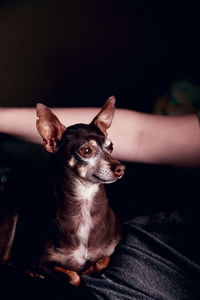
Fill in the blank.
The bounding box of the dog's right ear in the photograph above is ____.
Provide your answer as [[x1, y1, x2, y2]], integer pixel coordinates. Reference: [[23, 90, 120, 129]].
[[36, 104, 66, 153]]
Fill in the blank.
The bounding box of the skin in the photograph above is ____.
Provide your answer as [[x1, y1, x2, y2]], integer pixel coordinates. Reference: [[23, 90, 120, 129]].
[[1, 105, 200, 166]]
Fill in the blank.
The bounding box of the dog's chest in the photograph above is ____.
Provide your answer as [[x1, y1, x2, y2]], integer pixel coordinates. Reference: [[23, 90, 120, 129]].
[[47, 184, 99, 268], [75, 183, 97, 245], [74, 191, 95, 265]]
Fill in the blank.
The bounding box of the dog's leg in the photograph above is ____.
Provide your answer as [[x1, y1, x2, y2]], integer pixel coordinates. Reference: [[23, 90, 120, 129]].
[[94, 256, 111, 272], [0, 212, 19, 263], [54, 266, 81, 286], [26, 264, 80, 285], [83, 256, 111, 275], [82, 264, 96, 275]]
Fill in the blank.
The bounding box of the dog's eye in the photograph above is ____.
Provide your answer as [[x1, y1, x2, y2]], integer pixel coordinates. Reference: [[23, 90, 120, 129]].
[[78, 145, 93, 158]]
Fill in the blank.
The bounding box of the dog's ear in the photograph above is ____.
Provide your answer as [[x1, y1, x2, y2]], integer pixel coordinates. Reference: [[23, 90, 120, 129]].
[[91, 96, 115, 135], [36, 103, 66, 153]]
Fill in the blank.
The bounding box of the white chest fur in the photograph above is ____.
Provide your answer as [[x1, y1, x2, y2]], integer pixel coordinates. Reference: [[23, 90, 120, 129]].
[[48, 182, 99, 267], [73, 181, 98, 263]]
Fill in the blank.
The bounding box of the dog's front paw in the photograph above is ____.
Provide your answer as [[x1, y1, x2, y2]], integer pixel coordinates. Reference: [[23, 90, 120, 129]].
[[82, 256, 111, 275], [54, 266, 81, 286], [94, 256, 111, 272]]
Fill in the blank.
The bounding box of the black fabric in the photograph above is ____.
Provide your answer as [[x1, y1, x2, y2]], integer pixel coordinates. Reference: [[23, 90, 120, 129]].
[[1, 211, 200, 299], [0, 263, 95, 300], [82, 211, 200, 299]]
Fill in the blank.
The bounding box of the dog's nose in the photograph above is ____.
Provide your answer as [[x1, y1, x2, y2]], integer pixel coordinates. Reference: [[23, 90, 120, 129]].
[[112, 163, 125, 178]]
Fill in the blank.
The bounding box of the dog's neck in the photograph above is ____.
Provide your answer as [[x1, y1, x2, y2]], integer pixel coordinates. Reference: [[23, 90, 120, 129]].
[[51, 163, 108, 231], [72, 178, 99, 202]]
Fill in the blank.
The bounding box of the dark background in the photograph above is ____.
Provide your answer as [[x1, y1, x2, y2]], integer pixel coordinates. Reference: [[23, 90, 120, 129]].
[[0, 2, 200, 297], [1, 1, 200, 110], [1, 1, 200, 220]]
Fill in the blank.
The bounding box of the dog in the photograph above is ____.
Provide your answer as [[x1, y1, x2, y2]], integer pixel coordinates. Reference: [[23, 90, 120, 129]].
[[0, 96, 125, 286]]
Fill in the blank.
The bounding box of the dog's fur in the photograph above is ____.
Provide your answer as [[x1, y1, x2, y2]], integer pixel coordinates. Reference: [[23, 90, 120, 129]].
[[0, 96, 124, 286]]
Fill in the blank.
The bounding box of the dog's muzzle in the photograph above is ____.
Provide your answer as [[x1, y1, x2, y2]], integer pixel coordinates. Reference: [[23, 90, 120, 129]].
[[112, 163, 125, 179]]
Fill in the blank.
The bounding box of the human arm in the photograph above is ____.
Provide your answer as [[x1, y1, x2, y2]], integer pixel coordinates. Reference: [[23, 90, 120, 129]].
[[0, 107, 200, 166]]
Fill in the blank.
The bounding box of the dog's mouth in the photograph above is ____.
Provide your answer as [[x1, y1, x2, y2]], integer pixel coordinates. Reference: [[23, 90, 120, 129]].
[[91, 163, 125, 184], [92, 174, 120, 184]]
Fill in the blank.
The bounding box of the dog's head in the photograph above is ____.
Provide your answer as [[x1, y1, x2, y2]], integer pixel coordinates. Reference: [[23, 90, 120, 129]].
[[36, 96, 125, 184]]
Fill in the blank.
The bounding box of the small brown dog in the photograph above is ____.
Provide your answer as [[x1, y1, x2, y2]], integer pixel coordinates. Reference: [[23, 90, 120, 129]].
[[0, 96, 125, 286]]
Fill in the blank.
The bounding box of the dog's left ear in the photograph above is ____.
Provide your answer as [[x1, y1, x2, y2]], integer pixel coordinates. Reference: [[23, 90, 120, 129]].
[[36, 103, 66, 153], [91, 96, 115, 136]]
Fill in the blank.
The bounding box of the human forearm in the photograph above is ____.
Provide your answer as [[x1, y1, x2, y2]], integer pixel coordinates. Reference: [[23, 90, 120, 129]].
[[1, 107, 200, 166], [116, 110, 200, 166], [0, 107, 99, 144]]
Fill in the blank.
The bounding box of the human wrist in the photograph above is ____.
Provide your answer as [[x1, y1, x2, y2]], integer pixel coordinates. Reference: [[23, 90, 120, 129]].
[[0, 108, 8, 133]]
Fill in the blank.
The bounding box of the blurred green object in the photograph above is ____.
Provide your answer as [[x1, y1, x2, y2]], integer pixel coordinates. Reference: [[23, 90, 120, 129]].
[[154, 80, 200, 115]]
